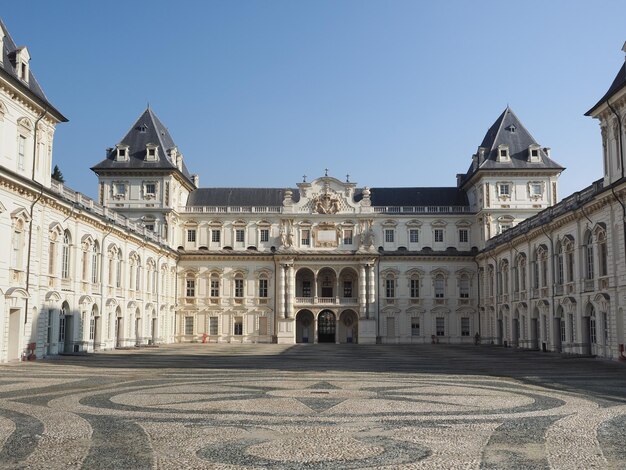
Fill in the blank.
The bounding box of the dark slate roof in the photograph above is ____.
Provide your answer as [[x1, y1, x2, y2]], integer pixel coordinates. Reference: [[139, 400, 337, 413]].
[[585, 61, 626, 116], [187, 188, 299, 206], [91, 108, 194, 185], [461, 107, 563, 185], [355, 187, 468, 207], [0, 19, 66, 121]]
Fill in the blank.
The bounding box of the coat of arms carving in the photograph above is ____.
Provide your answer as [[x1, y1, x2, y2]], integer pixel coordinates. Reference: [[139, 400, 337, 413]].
[[313, 184, 341, 214]]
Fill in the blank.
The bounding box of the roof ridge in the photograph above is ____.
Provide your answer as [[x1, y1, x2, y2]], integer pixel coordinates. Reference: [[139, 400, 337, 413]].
[[478, 107, 509, 169]]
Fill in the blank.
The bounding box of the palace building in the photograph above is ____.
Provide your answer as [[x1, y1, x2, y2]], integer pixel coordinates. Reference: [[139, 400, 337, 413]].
[[0, 19, 624, 361]]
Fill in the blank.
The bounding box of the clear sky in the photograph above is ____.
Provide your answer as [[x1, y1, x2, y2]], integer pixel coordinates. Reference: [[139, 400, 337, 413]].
[[4, 1, 626, 200]]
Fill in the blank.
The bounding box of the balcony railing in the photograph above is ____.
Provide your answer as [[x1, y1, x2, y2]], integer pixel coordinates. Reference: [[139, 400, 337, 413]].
[[294, 297, 358, 305], [583, 279, 595, 292], [373, 205, 471, 214]]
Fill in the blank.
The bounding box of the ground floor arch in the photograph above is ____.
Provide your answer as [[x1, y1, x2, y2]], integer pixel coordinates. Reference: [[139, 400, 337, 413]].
[[318, 310, 336, 343], [296, 309, 314, 343], [338, 309, 358, 343]]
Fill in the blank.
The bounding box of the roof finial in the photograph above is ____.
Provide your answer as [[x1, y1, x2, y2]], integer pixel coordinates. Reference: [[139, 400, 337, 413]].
[[147, 101, 150, 110], [346, 173, 350, 182], [622, 41, 626, 60], [324, 168, 329, 177], [302, 174, 307, 183]]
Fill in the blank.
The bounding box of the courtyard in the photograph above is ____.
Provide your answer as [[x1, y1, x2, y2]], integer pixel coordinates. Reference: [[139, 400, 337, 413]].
[[0, 344, 625, 469]]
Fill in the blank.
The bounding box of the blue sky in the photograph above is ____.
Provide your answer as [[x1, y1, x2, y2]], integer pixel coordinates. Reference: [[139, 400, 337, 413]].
[[5, 1, 626, 199]]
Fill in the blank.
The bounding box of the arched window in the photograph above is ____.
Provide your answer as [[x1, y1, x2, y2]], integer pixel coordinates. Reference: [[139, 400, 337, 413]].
[[61, 231, 71, 279], [584, 231, 594, 280], [532, 249, 539, 289], [409, 274, 420, 299], [385, 274, 395, 298], [91, 242, 100, 284], [589, 306, 597, 344], [116, 250, 123, 288], [135, 258, 141, 292], [597, 230, 608, 277], [556, 241, 564, 286], [434, 274, 445, 298], [258, 274, 269, 298], [565, 238, 575, 283], [501, 260, 509, 294], [458, 274, 470, 298], [518, 255, 526, 292], [210, 272, 220, 298], [10, 217, 25, 270], [234, 273, 244, 298]]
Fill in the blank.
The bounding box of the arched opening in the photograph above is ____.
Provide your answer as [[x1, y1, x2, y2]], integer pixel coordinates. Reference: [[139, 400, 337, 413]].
[[317, 268, 337, 300], [338, 268, 358, 302], [583, 303, 595, 356], [115, 306, 122, 348], [91, 304, 101, 351], [338, 309, 358, 343], [530, 307, 540, 350], [296, 310, 314, 343], [151, 309, 158, 344], [512, 309, 520, 348], [496, 312, 503, 346], [135, 307, 142, 345], [554, 306, 564, 353], [317, 310, 336, 343], [295, 268, 315, 300]]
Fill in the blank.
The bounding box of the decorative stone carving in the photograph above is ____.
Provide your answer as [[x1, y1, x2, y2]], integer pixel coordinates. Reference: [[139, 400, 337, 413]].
[[313, 182, 340, 214]]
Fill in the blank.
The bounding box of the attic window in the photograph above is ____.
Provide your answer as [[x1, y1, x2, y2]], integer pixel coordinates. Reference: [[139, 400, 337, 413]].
[[497, 144, 510, 162], [529, 146, 541, 162], [146, 144, 158, 161], [138, 124, 148, 133], [506, 125, 516, 132]]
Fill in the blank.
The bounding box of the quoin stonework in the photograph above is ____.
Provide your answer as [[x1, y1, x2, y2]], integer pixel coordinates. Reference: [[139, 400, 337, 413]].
[[1, 19, 625, 361]]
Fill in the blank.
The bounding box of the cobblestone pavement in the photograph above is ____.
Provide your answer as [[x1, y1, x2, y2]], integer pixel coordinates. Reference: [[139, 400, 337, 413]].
[[0, 344, 625, 469]]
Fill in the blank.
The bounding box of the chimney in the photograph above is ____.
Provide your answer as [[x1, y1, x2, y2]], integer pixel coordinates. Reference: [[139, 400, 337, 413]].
[[106, 147, 113, 156], [543, 147, 551, 158], [176, 154, 183, 171], [192, 174, 199, 187]]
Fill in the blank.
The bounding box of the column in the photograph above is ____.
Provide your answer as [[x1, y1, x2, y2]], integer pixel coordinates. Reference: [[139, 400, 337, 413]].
[[313, 271, 318, 301], [286, 264, 295, 318], [277, 264, 285, 319], [359, 264, 367, 315], [368, 265, 376, 303]]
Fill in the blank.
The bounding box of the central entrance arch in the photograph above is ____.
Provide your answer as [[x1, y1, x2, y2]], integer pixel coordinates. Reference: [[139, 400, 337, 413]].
[[318, 310, 336, 343], [296, 310, 314, 343]]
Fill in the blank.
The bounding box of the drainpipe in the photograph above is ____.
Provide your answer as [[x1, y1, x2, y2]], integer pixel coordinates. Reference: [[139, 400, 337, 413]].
[[24, 108, 48, 329], [540, 224, 555, 352], [473, 257, 481, 338], [376, 255, 381, 342]]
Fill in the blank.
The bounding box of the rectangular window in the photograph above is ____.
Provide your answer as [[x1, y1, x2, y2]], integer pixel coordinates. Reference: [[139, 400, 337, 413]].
[[260, 229, 269, 243], [385, 229, 395, 243], [436, 317, 445, 336], [499, 184, 510, 196], [59, 316, 66, 342], [411, 318, 420, 336], [461, 317, 470, 336], [89, 316, 95, 341], [530, 183, 542, 196], [541, 258, 548, 287], [385, 278, 395, 298], [115, 183, 126, 196], [603, 312, 609, 342], [48, 242, 56, 275], [234, 279, 244, 298], [210, 279, 219, 297], [409, 229, 419, 243], [145, 183, 156, 195], [459, 229, 468, 244], [302, 280, 311, 297], [434, 229, 444, 243], [560, 318, 566, 343], [343, 229, 353, 245], [18, 135, 26, 170], [410, 279, 419, 298], [211, 230, 221, 243], [235, 229, 245, 243], [259, 317, 268, 336], [590, 317, 597, 344], [569, 313, 575, 342], [209, 317, 218, 335], [301, 230, 310, 246], [184, 317, 194, 335], [259, 279, 268, 298], [186, 279, 195, 297], [234, 317, 243, 335], [187, 229, 196, 243], [343, 281, 353, 298]]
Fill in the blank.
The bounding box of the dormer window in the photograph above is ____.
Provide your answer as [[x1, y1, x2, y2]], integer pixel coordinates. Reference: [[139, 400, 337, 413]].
[[115, 145, 129, 161], [528, 145, 541, 163], [15, 47, 30, 84], [497, 144, 510, 162], [506, 125, 516, 132], [146, 144, 158, 161], [138, 124, 148, 133]]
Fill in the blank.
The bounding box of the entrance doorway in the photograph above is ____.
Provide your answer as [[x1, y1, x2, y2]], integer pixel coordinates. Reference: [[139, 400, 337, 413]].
[[7, 309, 21, 361], [338, 310, 358, 343], [318, 310, 336, 343]]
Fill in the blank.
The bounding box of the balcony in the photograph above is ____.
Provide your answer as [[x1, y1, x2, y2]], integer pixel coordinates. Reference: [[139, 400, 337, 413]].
[[294, 297, 358, 306]]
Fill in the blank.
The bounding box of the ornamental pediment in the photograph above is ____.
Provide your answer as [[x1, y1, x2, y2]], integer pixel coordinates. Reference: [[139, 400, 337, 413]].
[[285, 175, 366, 214]]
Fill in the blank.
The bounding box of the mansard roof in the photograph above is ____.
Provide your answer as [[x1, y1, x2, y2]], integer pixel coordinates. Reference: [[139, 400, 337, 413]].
[[585, 60, 626, 116], [0, 19, 66, 121], [91, 107, 194, 185], [356, 187, 468, 207], [460, 107, 563, 186], [188, 186, 467, 207], [187, 188, 299, 207]]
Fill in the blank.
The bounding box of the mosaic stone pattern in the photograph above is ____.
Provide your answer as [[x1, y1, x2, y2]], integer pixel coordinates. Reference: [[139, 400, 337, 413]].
[[0, 344, 625, 469]]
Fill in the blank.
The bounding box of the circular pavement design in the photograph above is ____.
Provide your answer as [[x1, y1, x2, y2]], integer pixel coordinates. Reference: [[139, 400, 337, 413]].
[[0, 365, 625, 469]]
